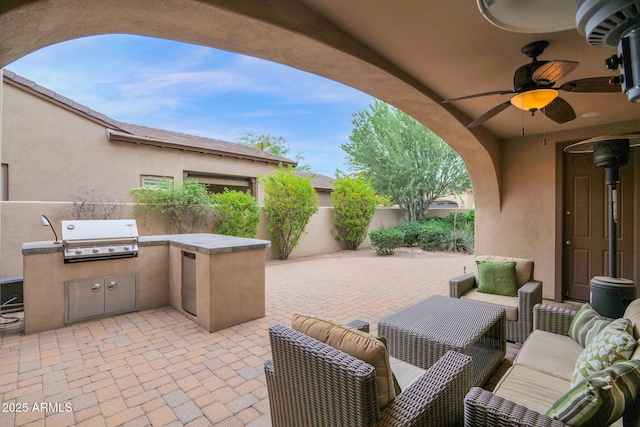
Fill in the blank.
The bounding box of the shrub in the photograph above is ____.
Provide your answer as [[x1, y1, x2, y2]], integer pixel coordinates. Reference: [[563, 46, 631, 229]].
[[130, 179, 212, 234], [369, 228, 404, 255], [211, 189, 261, 238], [394, 221, 425, 247], [438, 224, 475, 254], [69, 188, 122, 219], [332, 174, 378, 250], [417, 221, 451, 251], [260, 165, 319, 260]]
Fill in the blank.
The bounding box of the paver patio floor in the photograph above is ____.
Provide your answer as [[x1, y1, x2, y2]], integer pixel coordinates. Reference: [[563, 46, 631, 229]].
[[0, 249, 573, 426]]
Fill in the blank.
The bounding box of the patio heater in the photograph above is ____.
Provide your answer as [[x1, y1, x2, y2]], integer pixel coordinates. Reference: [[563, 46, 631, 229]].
[[564, 135, 640, 318]]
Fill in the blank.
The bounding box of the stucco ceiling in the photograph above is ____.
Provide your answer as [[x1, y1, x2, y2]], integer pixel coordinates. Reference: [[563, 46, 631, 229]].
[[298, 0, 639, 140], [0, 0, 638, 145]]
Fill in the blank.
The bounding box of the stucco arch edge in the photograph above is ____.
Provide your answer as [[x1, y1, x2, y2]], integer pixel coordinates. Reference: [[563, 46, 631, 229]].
[[0, 0, 502, 213]]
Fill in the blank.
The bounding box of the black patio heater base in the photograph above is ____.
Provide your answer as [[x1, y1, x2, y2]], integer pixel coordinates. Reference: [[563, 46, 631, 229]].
[[590, 276, 635, 319], [565, 135, 640, 318]]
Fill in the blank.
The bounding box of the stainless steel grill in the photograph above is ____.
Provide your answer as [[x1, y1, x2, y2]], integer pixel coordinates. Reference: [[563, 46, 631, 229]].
[[61, 219, 139, 263]]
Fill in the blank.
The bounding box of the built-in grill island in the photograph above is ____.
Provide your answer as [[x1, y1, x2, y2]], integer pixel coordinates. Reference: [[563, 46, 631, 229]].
[[22, 229, 271, 334], [62, 219, 139, 262]]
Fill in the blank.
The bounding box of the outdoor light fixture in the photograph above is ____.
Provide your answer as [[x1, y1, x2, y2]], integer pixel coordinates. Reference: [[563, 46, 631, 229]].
[[477, 0, 576, 33], [510, 89, 558, 112], [40, 214, 59, 243]]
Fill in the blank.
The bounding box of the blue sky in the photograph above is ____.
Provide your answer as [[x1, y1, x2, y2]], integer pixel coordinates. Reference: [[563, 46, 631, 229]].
[[6, 34, 374, 177]]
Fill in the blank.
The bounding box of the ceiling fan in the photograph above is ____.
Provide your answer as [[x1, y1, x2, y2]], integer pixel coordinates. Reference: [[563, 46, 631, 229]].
[[443, 40, 621, 128]]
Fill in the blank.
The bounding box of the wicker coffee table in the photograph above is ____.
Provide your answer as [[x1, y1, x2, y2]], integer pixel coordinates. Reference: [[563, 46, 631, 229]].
[[378, 295, 505, 387]]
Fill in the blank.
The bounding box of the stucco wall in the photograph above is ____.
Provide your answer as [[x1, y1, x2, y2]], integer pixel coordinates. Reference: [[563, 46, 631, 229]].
[[1, 202, 406, 277], [475, 137, 557, 299]]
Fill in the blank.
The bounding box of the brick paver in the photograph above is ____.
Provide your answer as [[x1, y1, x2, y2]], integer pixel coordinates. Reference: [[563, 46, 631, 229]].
[[0, 249, 568, 425]]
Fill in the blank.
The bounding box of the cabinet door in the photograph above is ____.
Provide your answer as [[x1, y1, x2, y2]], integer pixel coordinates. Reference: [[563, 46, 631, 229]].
[[105, 275, 137, 314], [67, 279, 105, 322]]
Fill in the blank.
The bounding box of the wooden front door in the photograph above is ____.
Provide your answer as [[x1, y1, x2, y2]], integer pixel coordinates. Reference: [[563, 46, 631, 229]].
[[562, 151, 635, 301]]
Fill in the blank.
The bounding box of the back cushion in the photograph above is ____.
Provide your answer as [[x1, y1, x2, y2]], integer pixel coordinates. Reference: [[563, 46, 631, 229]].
[[476, 255, 533, 287], [292, 314, 396, 408]]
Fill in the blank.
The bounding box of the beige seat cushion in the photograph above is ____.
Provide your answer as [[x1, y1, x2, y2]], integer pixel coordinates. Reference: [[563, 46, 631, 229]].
[[624, 298, 640, 340], [514, 330, 584, 382], [475, 255, 533, 287], [494, 364, 570, 416], [291, 314, 396, 408], [461, 288, 518, 321], [390, 356, 426, 391]]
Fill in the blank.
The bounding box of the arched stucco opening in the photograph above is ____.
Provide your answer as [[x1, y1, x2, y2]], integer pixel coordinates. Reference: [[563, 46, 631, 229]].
[[0, 0, 501, 236]]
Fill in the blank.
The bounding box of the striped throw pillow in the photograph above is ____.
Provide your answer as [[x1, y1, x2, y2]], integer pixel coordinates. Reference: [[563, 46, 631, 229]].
[[547, 359, 640, 427], [569, 304, 611, 348]]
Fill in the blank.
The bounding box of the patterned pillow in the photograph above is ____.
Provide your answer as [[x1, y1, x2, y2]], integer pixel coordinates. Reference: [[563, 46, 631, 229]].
[[547, 359, 640, 427], [572, 318, 636, 385], [569, 304, 612, 348]]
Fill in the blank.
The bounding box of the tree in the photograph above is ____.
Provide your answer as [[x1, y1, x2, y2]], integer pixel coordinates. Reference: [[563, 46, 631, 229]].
[[331, 173, 378, 250], [237, 131, 312, 172], [259, 165, 319, 259], [342, 100, 470, 221], [211, 189, 261, 238]]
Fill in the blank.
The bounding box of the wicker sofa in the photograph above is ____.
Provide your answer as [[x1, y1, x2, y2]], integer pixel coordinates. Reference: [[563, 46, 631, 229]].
[[450, 255, 542, 343], [464, 301, 640, 427], [265, 320, 473, 426]]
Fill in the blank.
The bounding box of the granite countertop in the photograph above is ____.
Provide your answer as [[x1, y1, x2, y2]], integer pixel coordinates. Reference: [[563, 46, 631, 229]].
[[23, 234, 271, 255]]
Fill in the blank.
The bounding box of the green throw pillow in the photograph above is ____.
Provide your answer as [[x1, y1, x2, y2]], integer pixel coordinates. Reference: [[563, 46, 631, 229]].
[[547, 359, 640, 427], [569, 303, 612, 348], [476, 261, 518, 297], [572, 318, 636, 385]]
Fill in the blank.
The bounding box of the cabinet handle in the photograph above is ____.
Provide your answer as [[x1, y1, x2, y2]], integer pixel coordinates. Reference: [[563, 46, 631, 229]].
[[91, 283, 101, 292], [108, 281, 117, 290]]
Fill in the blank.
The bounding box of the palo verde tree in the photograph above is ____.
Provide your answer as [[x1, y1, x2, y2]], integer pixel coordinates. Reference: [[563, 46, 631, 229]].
[[331, 173, 378, 250], [259, 165, 319, 260], [342, 100, 470, 221], [237, 131, 312, 172]]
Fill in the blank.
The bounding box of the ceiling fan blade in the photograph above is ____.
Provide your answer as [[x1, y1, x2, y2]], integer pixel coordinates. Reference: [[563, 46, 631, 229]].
[[532, 60, 578, 84], [443, 90, 514, 103], [542, 97, 576, 124], [558, 77, 621, 93], [467, 101, 512, 128]]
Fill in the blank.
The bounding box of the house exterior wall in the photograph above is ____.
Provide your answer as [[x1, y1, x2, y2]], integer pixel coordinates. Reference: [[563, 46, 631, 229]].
[[1, 83, 279, 205]]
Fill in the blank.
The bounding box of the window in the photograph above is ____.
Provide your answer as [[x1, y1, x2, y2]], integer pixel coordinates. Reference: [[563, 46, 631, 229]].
[[1, 164, 7, 201], [141, 175, 173, 187], [185, 172, 253, 195]]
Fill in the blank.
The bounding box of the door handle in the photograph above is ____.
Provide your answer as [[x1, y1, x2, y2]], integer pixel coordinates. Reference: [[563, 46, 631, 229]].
[[108, 281, 117, 290], [566, 240, 572, 246], [91, 283, 101, 292]]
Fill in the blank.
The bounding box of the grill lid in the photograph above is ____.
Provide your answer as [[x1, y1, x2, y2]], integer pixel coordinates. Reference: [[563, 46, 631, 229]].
[[62, 219, 139, 243], [61, 220, 139, 262]]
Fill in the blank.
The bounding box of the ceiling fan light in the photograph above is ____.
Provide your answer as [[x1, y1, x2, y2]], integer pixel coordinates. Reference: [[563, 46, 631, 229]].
[[510, 89, 558, 111]]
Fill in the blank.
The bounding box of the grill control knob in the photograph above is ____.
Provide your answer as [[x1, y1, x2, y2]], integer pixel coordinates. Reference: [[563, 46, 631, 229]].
[[75, 249, 83, 255], [108, 247, 115, 252], [92, 248, 99, 254], [123, 246, 130, 251]]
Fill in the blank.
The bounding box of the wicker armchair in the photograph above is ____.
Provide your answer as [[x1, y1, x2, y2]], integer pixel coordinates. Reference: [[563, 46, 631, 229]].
[[449, 255, 542, 343], [265, 323, 473, 427]]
